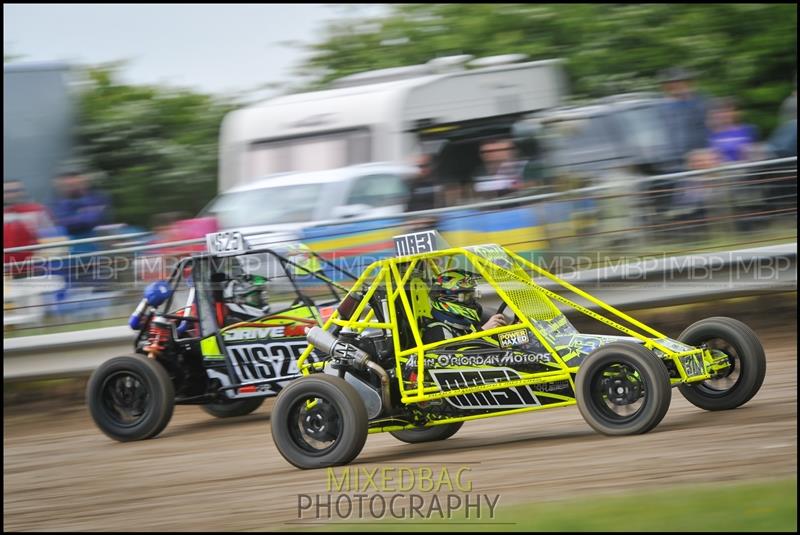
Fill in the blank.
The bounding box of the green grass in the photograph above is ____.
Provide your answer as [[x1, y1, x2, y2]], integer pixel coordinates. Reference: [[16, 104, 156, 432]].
[[305, 477, 797, 532]]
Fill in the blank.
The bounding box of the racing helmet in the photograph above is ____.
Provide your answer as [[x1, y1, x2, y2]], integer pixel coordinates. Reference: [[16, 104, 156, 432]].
[[430, 269, 482, 328], [230, 274, 270, 311]]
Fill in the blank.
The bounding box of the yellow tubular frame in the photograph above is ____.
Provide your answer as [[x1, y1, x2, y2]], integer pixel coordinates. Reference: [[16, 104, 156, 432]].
[[295, 245, 713, 427]]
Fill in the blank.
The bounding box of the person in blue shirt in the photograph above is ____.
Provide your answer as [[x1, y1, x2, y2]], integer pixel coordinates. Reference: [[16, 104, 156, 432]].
[[51, 170, 111, 247], [707, 97, 758, 163], [50, 169, 112, 298]]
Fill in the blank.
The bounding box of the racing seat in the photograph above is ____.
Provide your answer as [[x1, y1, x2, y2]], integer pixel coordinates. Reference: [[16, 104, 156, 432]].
[[209, 272, 229, 328]]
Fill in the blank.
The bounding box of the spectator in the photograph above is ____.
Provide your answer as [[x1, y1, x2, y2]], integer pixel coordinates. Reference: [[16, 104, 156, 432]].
[[435, 140, 477, 206], [4, 180, 54, 236], [658, 67, 710, 172], [51, 169, 111, 243], [511, 122, 551, 193], [765, 83, 797, 159], [472, 138, 524, 199], [681, 149, 722, 220], [779, 84, 796, 124], [3, 180, 54, 273], [406, 153, 442, 212], [707, 97, 758, 163], [765, 118, 797, 159]]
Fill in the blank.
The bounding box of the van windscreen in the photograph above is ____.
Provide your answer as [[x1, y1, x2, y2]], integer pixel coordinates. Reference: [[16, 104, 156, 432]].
[[204, 183, 323, 227]]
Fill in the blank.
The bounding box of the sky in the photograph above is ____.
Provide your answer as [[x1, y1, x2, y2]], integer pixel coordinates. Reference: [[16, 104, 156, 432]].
[[3, 4, 389, 98]]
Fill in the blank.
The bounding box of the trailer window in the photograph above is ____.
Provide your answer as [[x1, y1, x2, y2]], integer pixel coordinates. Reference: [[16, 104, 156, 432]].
[[247, 128, 372, 176]]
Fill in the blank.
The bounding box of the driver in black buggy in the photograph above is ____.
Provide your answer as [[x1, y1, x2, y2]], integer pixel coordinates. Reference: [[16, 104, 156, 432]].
[[204, 255, 274, 328], [423, 269, 508, 343], [222, 273, 271, 323]]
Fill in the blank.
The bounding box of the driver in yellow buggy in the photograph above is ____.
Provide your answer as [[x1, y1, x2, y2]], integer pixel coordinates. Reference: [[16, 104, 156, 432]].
[[423, 268, 509, 343]]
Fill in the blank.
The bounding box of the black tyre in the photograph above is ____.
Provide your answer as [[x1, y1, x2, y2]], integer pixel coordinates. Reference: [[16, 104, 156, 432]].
[[390, 422, 463, 444], [576, 342, 671, 436], [271, 374, 368, 469], [677, 317, 766, 411], [86, 355, 175, 442], [202, 397, 265, 418]]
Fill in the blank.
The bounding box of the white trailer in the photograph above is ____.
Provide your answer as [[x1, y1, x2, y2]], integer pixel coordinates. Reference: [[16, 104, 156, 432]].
[[218, 55, 567, 192]]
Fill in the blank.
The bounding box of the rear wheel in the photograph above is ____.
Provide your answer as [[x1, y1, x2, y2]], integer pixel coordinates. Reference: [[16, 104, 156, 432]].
[[677, 317, 766, 411], [202, 397, 265, 418], [86, 355, 174, 442], [576, 342, 671, 436], [271, 374, 368, 469], [390, 422, 463, 444]]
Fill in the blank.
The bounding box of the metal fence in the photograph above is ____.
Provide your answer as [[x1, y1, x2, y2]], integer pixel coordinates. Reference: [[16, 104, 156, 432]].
[[3, 157, 797, 336]]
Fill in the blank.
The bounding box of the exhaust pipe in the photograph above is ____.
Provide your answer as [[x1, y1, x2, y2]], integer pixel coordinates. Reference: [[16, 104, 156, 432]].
[[307, 326, 392, 411], [307, 327, 370, 367], [364, 361, 391, 411]]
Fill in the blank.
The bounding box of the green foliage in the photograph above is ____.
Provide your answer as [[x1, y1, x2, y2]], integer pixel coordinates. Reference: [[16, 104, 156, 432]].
[[295, 3, 797, 135], [329, 477, 797, 532], [75, 63, 236, 227]]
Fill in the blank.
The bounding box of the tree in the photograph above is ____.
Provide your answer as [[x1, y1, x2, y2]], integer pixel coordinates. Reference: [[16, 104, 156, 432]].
[[75, 64, 236, 227], [293, 4, 797, 135]]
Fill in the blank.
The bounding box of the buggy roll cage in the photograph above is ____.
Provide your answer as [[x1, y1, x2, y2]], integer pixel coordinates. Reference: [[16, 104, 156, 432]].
[[140, 244, 359, 343], [297, 243, 726, 408]]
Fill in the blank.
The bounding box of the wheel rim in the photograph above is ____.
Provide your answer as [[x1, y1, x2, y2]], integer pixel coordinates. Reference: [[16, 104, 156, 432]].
[[694, 337, 742, 396], [589, 362, 646, 423], [286, 394, 344, 456], [100, 371, 152, 427]]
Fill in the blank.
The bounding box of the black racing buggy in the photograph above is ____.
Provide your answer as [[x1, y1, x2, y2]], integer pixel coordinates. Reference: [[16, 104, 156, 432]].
[[86, 231, 356, 442]]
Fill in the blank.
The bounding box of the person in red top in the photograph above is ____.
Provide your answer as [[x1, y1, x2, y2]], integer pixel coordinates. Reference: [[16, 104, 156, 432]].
[[3, 180, 54, 275]]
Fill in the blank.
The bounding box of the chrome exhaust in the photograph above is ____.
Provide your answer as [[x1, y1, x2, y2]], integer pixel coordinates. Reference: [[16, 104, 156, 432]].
[[307, 326, 392, 411]]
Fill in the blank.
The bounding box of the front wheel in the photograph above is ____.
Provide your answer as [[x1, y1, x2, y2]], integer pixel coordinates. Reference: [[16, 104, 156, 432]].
[[271, 374, 368, 469], [202, 397, 265, 418], [390, 422, 463, 444], [86, 355, 175, 442], [576, 342, 671, 436], [677, 317, 766, 411]]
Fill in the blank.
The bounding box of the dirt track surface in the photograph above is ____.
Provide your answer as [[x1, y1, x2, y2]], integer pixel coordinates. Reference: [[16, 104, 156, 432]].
[[4, 327, 797, 532]]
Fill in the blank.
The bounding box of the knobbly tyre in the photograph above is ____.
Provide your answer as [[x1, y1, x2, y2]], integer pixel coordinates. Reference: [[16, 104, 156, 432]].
[[270, 231, 767, 469], [86, 231, 357, 442]]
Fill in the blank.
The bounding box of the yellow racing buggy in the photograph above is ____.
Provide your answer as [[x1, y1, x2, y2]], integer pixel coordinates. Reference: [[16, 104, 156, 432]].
[[270, 231, 767, 469]]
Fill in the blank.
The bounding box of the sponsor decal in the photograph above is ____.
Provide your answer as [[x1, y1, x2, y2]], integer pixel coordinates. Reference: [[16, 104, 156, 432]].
[[427, 350, 552, 368], [429, 368, 541, 409], [465, 244, 511, 266], [497, 329, 530, 348], [534, 315, 576, 340], [531, 380, 572, 393], [223, 326, 286, 342]]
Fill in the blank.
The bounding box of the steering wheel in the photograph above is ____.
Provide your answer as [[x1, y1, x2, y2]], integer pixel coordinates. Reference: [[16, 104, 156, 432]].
[[495, 302, 519, 324]]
